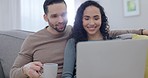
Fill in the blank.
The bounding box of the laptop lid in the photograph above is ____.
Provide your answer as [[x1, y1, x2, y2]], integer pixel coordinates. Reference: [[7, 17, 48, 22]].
[[76, 39, 148, 78]]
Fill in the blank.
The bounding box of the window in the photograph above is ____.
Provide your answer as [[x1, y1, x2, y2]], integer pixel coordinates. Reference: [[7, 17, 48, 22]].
[[21, 0, 75, 32]]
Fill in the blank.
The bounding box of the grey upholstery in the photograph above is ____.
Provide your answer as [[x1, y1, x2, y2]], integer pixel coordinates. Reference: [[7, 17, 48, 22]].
[[0, 30, 34, 78], [0, 30, 134, 78], [0, 61, 5, 78]]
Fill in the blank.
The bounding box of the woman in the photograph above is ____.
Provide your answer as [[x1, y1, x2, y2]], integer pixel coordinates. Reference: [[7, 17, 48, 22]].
[[62, 0, 147, 78], [62, 1, 112, 78]]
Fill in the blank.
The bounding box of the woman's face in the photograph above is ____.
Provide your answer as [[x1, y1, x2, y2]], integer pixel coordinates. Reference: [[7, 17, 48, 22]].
[[82, 6, 102, 36]]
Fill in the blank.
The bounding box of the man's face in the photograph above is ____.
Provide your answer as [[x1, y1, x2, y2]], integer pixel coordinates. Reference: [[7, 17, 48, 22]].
[[44, 2, 67, 32]]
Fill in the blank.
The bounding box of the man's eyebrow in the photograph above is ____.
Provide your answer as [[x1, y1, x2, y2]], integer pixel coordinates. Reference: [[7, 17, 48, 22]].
[[62, 12, 67, 15], [51, 13, 57, 15]]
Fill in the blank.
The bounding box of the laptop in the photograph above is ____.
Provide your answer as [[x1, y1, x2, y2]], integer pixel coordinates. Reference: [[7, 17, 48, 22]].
[[76, 39, 148, 78]]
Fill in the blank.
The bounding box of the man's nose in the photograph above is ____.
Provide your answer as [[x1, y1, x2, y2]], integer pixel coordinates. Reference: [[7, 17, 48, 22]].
[[58, 16, 64, 23]]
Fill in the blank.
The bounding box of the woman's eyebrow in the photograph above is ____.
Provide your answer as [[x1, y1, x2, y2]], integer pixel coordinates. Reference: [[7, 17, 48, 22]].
[[83, 15, 89, 17]]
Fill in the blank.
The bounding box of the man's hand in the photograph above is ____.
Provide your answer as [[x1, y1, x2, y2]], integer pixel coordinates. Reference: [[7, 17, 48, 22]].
[[143, 29, 148, 36], [22, 61, 43, 78]]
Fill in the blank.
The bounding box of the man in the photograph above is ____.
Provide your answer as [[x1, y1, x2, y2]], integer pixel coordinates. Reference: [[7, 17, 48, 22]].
[[10, 0, 148, 78], [10, 0, 71, 78]]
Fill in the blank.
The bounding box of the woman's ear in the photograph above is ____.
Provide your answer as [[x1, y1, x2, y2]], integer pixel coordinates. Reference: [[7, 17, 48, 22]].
[[43, 14, 48, 22]]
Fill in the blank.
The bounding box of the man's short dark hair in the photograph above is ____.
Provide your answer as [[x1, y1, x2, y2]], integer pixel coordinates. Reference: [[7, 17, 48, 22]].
[[43, 0, 67, 14]]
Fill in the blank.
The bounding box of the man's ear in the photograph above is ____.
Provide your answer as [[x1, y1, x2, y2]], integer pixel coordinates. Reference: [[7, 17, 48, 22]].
[[43, 14, 48, 22]]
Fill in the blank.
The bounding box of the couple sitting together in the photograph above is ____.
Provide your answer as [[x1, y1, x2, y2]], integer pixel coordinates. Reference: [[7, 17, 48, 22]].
[[10, 0, 148, 78]]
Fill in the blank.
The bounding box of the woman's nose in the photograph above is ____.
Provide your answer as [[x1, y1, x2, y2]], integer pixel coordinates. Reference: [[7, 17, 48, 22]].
[[89, 19, 95, 25]]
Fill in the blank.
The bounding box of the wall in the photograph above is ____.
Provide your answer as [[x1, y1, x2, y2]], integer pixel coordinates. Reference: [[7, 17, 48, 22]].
[[0, 0, 148, 31], [100, 0, 148, 30], [75, 0, 148, 30]]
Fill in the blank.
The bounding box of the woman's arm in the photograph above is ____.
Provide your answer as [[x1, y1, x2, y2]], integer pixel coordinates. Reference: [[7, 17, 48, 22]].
[[62, 38, 76, 78]]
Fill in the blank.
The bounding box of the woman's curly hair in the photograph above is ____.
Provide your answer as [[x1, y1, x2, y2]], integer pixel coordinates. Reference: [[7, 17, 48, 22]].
[[71, 0, 110, 43]]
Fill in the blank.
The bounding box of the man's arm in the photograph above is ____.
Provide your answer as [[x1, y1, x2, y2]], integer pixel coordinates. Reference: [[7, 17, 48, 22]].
[[109, 29, 146, 38], [142, 29, 148, 35], [10, 36, 42, 78]]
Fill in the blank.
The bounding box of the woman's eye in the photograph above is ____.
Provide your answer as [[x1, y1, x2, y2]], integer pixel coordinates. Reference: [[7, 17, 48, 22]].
[[94, 16, 99, 20], [84, 17, 89, 20]]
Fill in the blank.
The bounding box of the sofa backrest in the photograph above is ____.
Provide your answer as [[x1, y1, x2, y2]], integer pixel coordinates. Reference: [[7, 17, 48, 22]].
[[0, 30, 34, 78]]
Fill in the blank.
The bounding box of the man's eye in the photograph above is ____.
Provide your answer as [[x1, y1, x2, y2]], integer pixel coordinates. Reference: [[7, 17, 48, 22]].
[[51, 15, 58, 18], [62, 13, 67, 17]]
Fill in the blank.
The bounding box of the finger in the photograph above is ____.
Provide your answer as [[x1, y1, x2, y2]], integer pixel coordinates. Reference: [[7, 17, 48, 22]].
[[28, 69, 40, 78], [31, 65, 42, 72], [32, 61, 43, 67], [32, 70, 40, 78]]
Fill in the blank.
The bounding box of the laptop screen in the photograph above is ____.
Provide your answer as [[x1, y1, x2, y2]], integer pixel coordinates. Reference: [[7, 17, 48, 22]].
[[76, 39, 148, 78]]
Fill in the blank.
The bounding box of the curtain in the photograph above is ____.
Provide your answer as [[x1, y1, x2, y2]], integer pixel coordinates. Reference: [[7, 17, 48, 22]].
[[0, 0, 21, 30]]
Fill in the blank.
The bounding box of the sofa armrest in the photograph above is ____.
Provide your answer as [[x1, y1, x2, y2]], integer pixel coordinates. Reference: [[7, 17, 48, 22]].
[[0, 60, 5, 78]]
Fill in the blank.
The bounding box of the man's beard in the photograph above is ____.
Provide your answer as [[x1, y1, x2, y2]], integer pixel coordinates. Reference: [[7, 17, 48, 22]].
[[48, 20, 67, 32]]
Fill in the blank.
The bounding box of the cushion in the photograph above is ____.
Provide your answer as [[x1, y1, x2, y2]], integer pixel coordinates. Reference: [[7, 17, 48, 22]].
[[116, 34, 133, 40], [132, 34, 148, 78], [132, 34, 148, 39]]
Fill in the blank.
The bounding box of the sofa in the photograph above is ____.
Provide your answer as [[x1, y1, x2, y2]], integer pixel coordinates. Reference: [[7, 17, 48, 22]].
[[0, 29, 147, 78], [0, 30, 34, 78]]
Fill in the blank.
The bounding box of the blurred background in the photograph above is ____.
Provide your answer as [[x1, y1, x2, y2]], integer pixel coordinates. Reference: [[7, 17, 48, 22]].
[[0, 0, 147, 32]]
